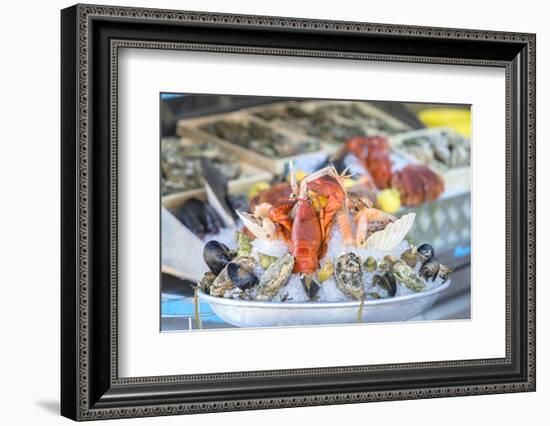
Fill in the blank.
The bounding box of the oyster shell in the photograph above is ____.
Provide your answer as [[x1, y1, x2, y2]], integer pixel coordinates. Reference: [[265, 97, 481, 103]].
[[256, 253, 294, 301]]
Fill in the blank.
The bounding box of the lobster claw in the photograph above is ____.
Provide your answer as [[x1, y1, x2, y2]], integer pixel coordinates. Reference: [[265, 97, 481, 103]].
[[300, 274, 320, 301]]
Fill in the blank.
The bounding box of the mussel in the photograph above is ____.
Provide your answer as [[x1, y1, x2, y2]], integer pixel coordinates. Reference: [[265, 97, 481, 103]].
[[373, 271, 397, 297], [175, 198, 224, 238], [417, 243, 435, 261], [176, 198, 206, 237], [227, 262, 258, 290], [203, 240, 234, 275], [202, 202, 224, 234], [210, 256, 257, 297], [419, 257, 440, 281]]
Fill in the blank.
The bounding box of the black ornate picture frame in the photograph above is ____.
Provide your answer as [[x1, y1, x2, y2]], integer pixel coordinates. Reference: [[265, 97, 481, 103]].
[[61, 4, 536, 421]]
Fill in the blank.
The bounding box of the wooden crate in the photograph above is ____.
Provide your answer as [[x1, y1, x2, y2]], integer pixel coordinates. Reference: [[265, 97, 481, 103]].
[[246, 100, 411, 146], [298, 100, 412, 133], [162, 133, 273, 212], [176, 110, 335, 174]]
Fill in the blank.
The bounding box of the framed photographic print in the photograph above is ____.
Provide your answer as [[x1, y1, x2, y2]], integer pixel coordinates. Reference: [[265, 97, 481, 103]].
[[61, 4, 536, 421]]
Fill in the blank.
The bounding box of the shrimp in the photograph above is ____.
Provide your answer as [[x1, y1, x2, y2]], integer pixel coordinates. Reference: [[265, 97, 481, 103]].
[[335, 207, 354, 246], [354, 210, 369, 246]]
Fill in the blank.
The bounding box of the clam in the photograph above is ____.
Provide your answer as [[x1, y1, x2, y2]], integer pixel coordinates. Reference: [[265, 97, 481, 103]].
[[203, 240, 234, 275], [419, 257, 440, 281], [256, 253, 295, 301], [334, 253, 365, 300]]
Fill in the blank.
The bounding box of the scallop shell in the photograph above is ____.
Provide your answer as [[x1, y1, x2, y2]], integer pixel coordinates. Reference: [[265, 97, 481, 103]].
[[361, 213, 416, 251]]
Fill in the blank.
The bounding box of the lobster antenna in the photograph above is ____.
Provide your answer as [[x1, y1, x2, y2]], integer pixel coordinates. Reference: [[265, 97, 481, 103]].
[[341, 164, 354, 179], [288, 160, 299, 195]]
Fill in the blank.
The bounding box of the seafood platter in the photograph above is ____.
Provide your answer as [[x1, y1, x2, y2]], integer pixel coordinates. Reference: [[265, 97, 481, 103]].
[[161, 99, 471, 329], [194, 165, 453, 328]]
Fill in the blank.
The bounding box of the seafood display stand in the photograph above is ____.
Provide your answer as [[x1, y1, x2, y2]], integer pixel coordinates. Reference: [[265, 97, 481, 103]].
[[161, 99, 471, 331]]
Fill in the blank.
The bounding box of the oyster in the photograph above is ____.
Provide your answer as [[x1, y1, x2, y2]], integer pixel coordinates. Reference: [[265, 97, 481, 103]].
[[256, 253, 295, 301], [198, 271, 216, 293], [202, 119, 319, 157], [334, 253, 365, 300], [384, 255, 425, 292]]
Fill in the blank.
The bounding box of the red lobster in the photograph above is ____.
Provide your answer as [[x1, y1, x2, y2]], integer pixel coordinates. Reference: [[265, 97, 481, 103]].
[[268, 166, 347, 276]]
